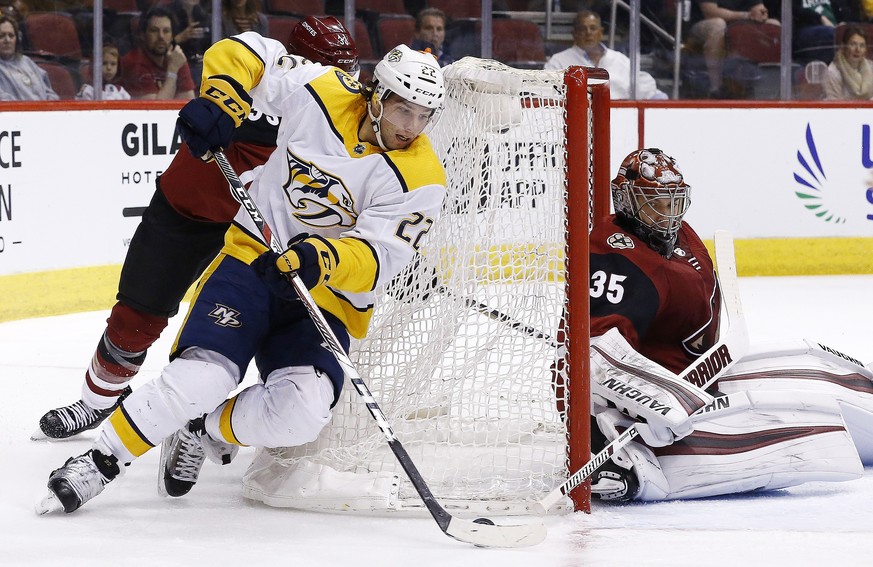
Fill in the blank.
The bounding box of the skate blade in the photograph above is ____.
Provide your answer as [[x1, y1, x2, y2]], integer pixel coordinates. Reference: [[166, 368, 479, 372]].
[[30, 429, 49, 441], [35, 491, 64, 515], [157, 441, 169, 497]]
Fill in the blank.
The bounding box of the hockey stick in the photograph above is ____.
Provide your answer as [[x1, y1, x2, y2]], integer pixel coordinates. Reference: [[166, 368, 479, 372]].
[[213, 151, 546, 548], [534, 230, 749, 514], [391, 255, 559, 345], [437, 286, 559, 345]]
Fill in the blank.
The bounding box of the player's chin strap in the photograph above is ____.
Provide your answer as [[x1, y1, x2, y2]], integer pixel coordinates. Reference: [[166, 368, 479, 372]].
[[534, 229, 750, 514], [211, 151, 546, 549], [367, 92, 389, 151]]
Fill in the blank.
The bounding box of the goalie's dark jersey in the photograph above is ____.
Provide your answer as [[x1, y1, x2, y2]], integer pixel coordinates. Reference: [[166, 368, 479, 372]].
[[589, 215, 720, 373]]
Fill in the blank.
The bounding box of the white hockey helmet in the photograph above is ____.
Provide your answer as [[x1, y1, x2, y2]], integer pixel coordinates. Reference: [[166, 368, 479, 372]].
[[373, 44, 444, 110]]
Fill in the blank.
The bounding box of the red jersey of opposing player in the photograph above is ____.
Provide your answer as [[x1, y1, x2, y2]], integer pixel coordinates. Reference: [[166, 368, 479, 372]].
[[590, 147, 720, 374], [589, 216, 720, 373], [556, 147, 718, 406]]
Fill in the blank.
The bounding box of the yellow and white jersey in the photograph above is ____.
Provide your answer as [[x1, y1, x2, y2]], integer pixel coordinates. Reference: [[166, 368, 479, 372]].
[[205, 32, 446, 338]]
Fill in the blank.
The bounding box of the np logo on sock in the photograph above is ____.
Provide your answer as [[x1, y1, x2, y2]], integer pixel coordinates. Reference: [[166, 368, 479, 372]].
[[209, 304, 242, 327]]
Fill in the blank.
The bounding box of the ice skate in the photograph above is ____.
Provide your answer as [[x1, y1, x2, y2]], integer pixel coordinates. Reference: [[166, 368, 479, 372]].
[[159, 417, 238, 497], [35, 449, 122, 514], [33, 387, 133, 440], [590, 461, 640, 502]]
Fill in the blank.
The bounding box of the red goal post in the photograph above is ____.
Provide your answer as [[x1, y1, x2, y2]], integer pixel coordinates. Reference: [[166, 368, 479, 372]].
[[241, 61, 611, 515], [566, 65, 610, 511]]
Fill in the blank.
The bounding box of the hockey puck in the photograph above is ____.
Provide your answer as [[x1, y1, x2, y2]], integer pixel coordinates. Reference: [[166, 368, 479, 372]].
[[473, 517, 495, 525]]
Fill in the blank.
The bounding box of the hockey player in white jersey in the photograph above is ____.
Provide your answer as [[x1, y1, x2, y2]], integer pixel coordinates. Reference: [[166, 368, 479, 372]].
[[35, 16, 359, 442], [36, 36, 446, 514]]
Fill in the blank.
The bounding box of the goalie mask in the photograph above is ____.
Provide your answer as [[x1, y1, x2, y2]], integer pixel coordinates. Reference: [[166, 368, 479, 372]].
[[288, 15, 359, 78], [611, 148, 691, 258], [368, 44, 444, 150]]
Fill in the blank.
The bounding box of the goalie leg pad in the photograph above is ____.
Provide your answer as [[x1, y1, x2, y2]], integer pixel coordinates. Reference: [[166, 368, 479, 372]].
[[839, 402, 873, 465], [649, 390, 863, 500], [719, 339, 873, 464]]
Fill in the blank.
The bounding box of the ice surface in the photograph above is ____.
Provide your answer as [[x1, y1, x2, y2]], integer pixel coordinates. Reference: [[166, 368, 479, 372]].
[[2, 276, 872, 566]]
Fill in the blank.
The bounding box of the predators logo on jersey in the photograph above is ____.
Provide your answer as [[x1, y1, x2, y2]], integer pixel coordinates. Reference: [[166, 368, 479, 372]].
[[283, 148, 357, 228]]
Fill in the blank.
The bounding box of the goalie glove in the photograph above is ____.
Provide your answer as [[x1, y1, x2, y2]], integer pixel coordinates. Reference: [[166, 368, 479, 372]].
[[590, 329, 712, 447], [177, 75, 252, 161], [251, 234, 340, 300], [594, 407, 670, 501]]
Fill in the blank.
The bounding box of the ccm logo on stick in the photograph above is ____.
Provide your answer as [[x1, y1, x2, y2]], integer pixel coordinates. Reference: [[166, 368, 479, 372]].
[[685, 345, 733, 388]]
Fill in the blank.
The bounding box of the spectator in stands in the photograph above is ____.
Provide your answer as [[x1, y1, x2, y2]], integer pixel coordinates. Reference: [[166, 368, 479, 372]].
[[221, 0, 267, 37], [121, 7, 195, 100], [168, 0, 212, 87], [410, 7, 454, 67], [544, 10, 667, 99], [686, 1, 779, 97], [0, 0, 26, 24], [823, 25, 873, 99], [791, 0, 852, 64], [77, 44, 131, 100], [0, 14, 58, 101]]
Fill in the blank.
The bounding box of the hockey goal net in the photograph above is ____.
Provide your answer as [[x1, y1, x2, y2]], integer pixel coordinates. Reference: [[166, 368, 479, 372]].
[[242, 58, 610, 515]]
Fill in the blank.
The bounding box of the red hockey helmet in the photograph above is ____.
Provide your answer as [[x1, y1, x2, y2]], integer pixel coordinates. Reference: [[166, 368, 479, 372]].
[[611, 148, 691, 257], [288, 16, 359, 77]]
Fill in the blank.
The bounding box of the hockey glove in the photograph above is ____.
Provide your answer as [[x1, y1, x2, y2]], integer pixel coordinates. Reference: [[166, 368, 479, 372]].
[[177, 97, 236, 161], [251, 235, 340, 300], [177, 74, 252, 161]]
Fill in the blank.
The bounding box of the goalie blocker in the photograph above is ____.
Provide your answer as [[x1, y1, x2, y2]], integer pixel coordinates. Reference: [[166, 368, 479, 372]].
[[590, 330, 863, 501]]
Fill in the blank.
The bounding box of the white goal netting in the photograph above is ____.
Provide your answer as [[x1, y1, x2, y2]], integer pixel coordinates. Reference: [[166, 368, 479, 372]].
[[241, 58, 608, 515]]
